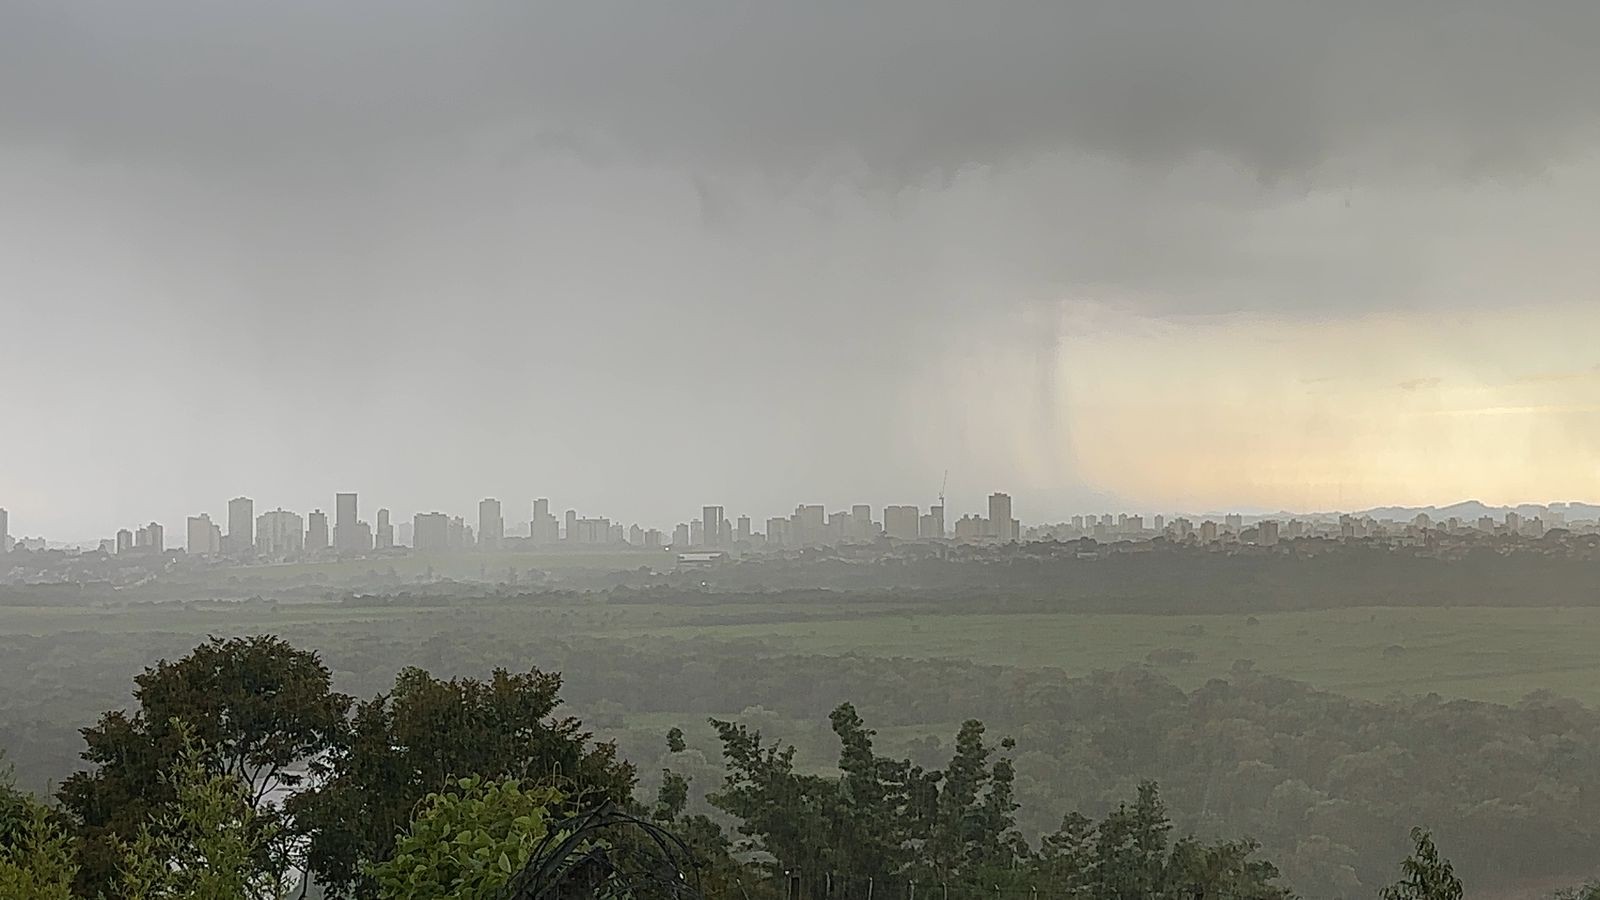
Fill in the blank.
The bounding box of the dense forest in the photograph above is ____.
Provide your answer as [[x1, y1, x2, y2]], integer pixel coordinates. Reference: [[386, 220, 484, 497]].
[[2, 605, 1600, 895], [2, 633, 1561, 900]]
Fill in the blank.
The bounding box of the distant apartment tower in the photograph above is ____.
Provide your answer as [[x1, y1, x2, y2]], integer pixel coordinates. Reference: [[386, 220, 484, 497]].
[[673, 523, 691, 547], [227, 496, 254, 554], [306, 510, 330, 551], [375, 508, 394, 549], [1258, 520, 1280, 546], [690, 519, 703, 546], [791, 504, 825, 546], [953, 514, 987, 540], [569, 516, 612, 544], [1224, 513, 1243, 534], [736, 516, 752, 543], [145, 522, 165, 553], [702, 506, 725, 547], [477, 499, 503, 551], [396, 521, 413, 547], [988, 493, 1015, 543], [413, 513, 449, 551], [920, 506, 944, 540], [851, 505, 875, 540], [765, 517, 788, 547], [0, 507, 10, 552], [116, 528, 134, 554], [334, 493, 359, 552], [186, 514, 222, 555], [1200, 520, 1219, 543], [257, 509, 305, 556], [629, 524, 645, 545], [883, 505, 920, 540], [530, 499, 558, 544]]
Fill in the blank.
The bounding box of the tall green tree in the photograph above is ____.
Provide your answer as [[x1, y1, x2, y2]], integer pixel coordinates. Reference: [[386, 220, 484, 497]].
[[289, 665, 635, 898], [1381, 828, 1463, 900], [0, 798, 77, 900], [116, 724, 290, 900], [58, 636, 348, 894]]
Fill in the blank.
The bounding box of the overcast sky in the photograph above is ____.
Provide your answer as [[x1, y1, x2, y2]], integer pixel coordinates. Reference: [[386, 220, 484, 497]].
[[4, 1, 1600, 540]]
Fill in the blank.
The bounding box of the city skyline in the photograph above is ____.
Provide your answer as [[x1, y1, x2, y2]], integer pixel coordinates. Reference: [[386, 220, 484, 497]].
[[8, 5, 1600, 548], [5, 486, 1599, 552]]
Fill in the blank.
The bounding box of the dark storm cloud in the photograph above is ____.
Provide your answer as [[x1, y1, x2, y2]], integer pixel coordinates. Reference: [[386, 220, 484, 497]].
[[6, 1, 1600, 537], [4, 1, 1600, 179]]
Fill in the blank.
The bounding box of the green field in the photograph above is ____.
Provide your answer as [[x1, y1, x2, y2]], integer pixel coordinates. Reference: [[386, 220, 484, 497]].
[[4, 596, 1599, 705]]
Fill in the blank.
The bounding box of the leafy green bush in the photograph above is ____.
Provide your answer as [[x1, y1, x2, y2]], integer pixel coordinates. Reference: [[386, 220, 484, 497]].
[[368, 777, 563, 900]]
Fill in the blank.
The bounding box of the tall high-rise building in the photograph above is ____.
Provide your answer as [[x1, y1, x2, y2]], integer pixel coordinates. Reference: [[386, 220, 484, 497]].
[[411, 512, 447, 551], [375, 508, 394, 549], [257, 509, 305, 556], [334, 493, 359, 553], [530, 498, 558, 544], [1258, 520, 1280, 546], [397, 521, 414, 547], [702, 506, 725, 547], [0, 507, 9, 553], [116, 528, 134, 554], [1224, 513, 1243, 534], [564, 509, 578, 543], [306, 510, 330, 551], [851, 505, 874, 540], [146, 522, 165, 553], [923, 505, 945, 540], [791, 504, 825, 546], [736, 516, 752, 543], [629, 524, 645, 545], [673, 523, 691, 547], [690, 519, 704, 546], [988, 493, 1015, 543], [765, 517, 788, 546], [1200, 520, 1219, 543], [884, 505, 920, 540], [227, 497, 254, 554], [186, 514, 222, 555], [479, 499, 504, 551]]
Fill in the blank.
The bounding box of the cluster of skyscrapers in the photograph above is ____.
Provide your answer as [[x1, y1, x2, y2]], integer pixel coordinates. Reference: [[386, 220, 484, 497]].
[[33, 490, 1020, 560]]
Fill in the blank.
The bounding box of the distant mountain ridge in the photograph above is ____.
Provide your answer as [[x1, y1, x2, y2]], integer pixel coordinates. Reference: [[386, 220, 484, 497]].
[[1270, 500, 1600, 523]]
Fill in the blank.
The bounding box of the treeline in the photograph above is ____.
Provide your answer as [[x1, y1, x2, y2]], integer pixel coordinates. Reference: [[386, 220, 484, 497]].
[[0, 634, 1517, 900], [5, 622, 1600, 895]]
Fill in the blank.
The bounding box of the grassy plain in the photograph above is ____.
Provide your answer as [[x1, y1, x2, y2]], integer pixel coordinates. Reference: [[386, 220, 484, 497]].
[[3, 594, 1598, 705]]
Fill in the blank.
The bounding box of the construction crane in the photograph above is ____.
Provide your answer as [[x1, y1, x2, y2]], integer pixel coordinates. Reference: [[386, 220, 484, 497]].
[[938, 470, 947, 512]]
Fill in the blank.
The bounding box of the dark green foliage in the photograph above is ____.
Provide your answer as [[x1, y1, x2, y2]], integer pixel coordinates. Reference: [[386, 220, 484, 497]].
[[708, 705, 1290, 900], [366, 777, 561, 900], [1381, 828, 1462, 900], [288, 665, 636, 898], [56, 635, 347, 894]]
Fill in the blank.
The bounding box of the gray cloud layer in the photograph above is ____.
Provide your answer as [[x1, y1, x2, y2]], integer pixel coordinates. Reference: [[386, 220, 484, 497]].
[[6, 1, 1599, 178], [4, 2, 1600, 536]]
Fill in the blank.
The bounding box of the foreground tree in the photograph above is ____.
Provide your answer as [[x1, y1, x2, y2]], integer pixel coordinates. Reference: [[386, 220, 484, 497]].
[[0, 798, 77, 900], [1381, 828, 1463, 900], [368, 777, 562, 900], [116, 724, 289, 900], [58, 636, 348, 893], [290, 665, 635, 898]]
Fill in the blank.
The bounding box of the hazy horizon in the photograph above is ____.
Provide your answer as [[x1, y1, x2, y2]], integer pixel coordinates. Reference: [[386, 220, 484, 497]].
[[6, 1, 1600, 538]]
